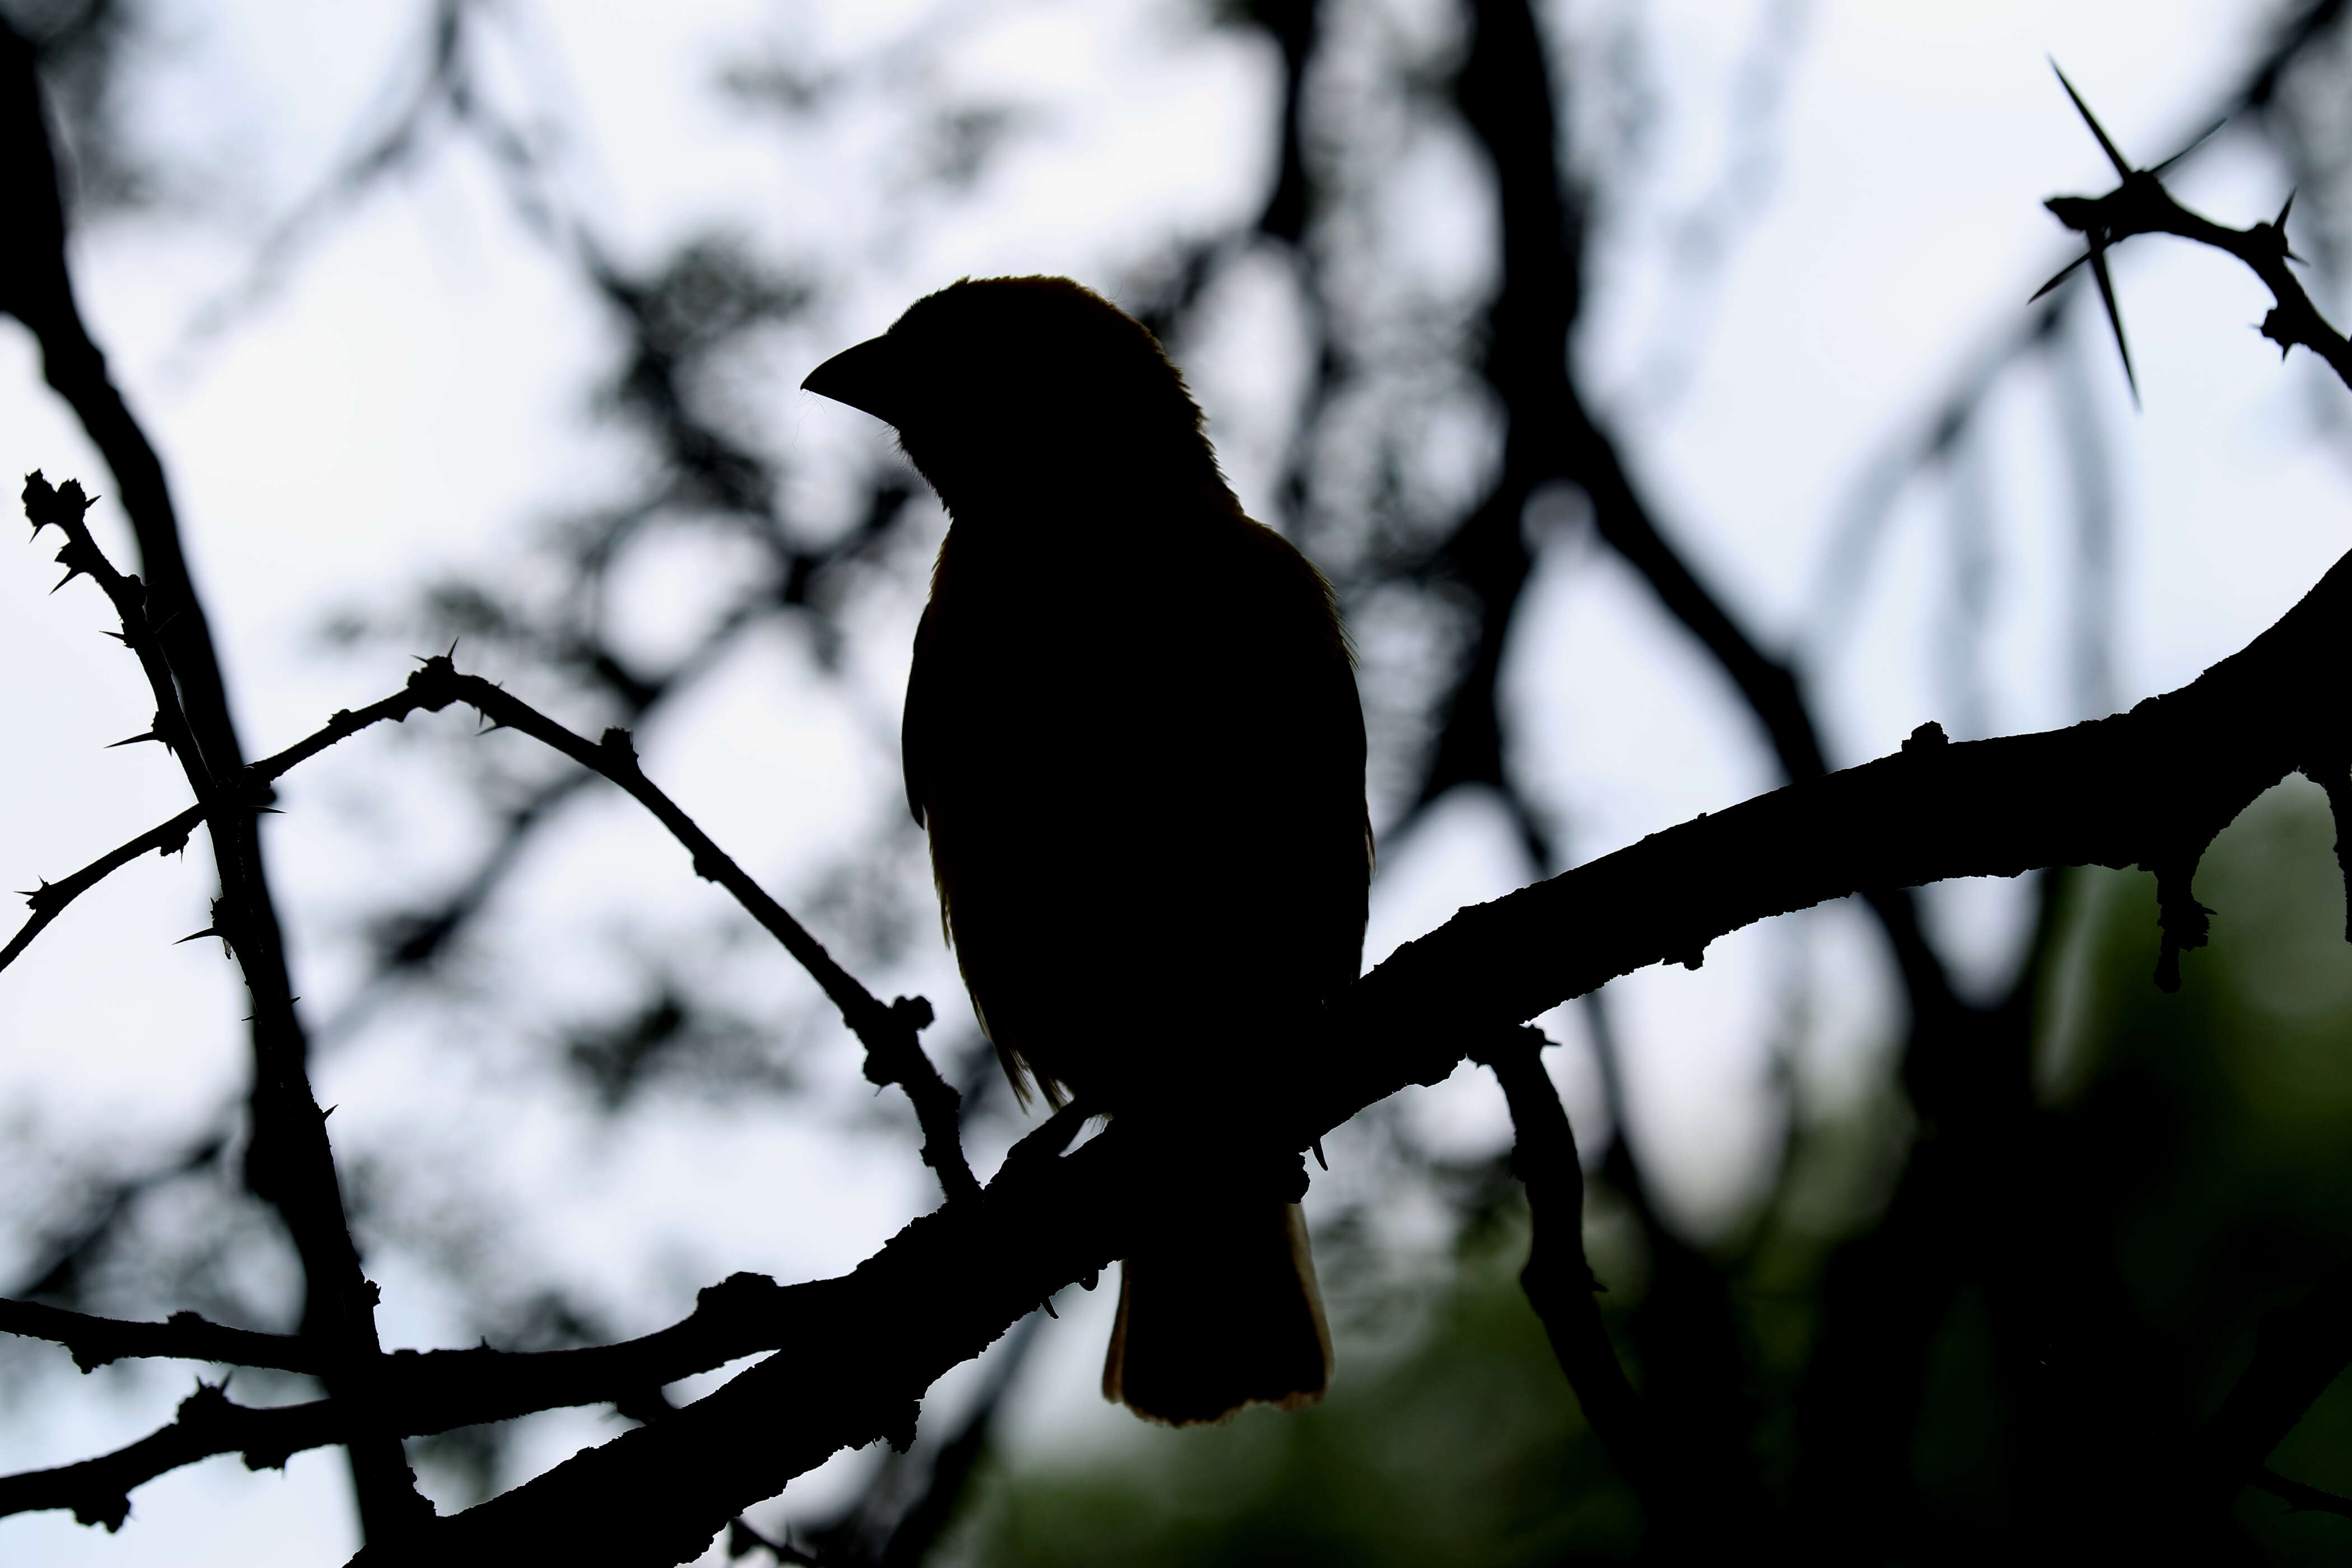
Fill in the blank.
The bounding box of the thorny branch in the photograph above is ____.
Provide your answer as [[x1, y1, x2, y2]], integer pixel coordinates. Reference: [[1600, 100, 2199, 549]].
[[0, 660, 489, 974], [21, 530, 2352, 1550], [15, 473, 428, 1536], [310, 540, 2352, 1566], [4, 17, 430, 1534], [0, 1270, 809, 1526], [1, 527, 977, 1204], [436, 669, 976, 1204], [2042, 63, 2352, 395]]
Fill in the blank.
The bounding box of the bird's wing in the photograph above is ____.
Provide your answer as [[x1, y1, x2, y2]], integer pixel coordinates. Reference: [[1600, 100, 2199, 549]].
[[902, 597, 942, 828]]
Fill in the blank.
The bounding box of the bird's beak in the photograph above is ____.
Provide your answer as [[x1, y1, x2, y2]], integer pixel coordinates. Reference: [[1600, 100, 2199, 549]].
[[802, 335, 907, 427]]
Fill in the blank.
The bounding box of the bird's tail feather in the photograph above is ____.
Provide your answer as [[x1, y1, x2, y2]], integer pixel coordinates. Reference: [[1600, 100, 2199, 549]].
[[1102, 1200, 1332, 1426]]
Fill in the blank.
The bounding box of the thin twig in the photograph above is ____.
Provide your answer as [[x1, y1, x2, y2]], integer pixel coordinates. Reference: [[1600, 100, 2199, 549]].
[[1, 673, 465, 974], [0, 1298, 322, 1375], [417, 662, 978, 1203], [1472, 1028, 1658, 1507]]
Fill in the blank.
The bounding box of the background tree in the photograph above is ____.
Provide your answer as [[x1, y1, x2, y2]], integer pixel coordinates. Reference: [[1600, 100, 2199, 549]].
[[7, 0, 2352, 1561]]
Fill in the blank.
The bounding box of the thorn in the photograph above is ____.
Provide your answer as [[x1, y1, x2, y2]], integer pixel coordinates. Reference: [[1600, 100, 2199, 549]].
[[321, 1105, 336, 1119], [2087, 242, 2140, 408], [105, 730, 163, 750], [2051, 60, 2132, 178], [2150, 114, 2230, 175], [2278, 188, 2296, 230], [174, 927, 223, 946], [2029, 250, 2091, 303], [1040, 1298, 1058, 1319], [1310, 1138, 1328, 1171]]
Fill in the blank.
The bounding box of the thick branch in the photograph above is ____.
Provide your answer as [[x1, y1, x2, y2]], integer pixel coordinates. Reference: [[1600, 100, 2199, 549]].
[[339, 548, 2352, 1566]]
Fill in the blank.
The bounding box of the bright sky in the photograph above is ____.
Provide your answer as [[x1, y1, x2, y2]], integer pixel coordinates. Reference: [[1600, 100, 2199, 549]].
[[2, 1, 2344, 1560]]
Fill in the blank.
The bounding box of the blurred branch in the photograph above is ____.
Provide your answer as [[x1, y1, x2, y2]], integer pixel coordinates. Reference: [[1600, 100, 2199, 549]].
[[2250, 1468, 2352, 1522], [1472, 1028, 1658, 1510], [6, 1127, 231, 1303], [334, 543, 2352, 1565], [2200, 1253, 2352, 1511], [727, 1518, 825, 1565]]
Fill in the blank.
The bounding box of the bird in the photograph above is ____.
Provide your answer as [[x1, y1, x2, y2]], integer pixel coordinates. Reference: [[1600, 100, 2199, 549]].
[[802, 276, 1371, 1426]]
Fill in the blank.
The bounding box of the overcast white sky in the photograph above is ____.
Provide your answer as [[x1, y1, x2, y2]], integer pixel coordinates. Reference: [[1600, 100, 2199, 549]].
[[3, 0, 2346, 1560]]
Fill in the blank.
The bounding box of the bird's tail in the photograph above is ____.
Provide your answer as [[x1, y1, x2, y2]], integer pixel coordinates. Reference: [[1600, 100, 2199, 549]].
[[1102, 1200, 1332, 1426]]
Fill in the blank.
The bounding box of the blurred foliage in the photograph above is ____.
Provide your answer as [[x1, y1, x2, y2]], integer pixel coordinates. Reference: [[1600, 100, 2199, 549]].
[[958, 1206, 1638, 1567]]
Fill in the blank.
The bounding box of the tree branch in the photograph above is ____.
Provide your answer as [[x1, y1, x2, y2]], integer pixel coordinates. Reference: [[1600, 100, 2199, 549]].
[[1, 668, 471, 974], [0, 601, 975, 1205], [398, 665, 977, 1202], [2042, 69, 2352, 392], [0, 1271, 815, 1524], [16, 472, 427, 1534], [6, 11, 432, 1527], [0, 1299, 322, 1376], [1472, 1028, 1658, 1508], [334, 544, 2352, 1566], [0, 1381, 337, 1533]]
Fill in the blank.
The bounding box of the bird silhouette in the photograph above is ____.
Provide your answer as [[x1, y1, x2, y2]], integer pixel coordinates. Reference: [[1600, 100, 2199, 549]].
[[805, 276, 1370, 1425]]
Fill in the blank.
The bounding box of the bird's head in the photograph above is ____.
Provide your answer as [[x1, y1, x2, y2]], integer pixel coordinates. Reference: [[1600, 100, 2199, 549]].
[[802, 276, 1231, 521]]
